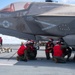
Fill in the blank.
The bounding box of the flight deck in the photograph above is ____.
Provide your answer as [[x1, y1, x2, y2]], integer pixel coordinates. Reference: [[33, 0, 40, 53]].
[[0, 44, 75, 75]]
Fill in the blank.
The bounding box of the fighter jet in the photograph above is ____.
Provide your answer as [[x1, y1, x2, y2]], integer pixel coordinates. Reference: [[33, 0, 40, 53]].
[[0, 2, 75, 48]]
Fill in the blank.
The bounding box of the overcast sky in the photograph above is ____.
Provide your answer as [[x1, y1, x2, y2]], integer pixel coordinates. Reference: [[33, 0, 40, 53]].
[[0, 0, 75, 44]]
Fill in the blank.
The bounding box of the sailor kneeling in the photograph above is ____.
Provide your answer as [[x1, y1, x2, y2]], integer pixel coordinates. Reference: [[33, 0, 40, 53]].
[[17, 43, 28, 62], [26, 41, 37, 60]]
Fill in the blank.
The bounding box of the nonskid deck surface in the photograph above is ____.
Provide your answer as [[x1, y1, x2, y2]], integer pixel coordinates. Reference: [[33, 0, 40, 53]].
[[0, 44, 75, 75]]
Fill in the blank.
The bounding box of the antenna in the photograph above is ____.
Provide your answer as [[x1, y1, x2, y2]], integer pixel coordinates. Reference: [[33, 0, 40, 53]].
[[45, 0, 52, 2]]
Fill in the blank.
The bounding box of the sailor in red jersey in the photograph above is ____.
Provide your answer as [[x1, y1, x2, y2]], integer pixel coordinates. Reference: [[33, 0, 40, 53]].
[[45, 39, 54, 60], [0, 37, 3, 46], [53, 41, 66, 63], [17, 42, 28, 61]]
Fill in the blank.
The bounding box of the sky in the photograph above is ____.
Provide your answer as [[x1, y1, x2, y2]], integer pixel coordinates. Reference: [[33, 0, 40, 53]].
[[0, 0, 75, 9], [0, 0, 44, 9], [0, 0, 75, 44]]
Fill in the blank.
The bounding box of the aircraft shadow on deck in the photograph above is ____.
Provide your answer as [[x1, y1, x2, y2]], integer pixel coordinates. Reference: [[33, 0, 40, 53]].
[[14, 57, 75, 70], [0, 56, 75, 70]]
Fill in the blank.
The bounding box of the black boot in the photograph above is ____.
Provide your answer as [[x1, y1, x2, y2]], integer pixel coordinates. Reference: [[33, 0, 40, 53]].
[[16, 56, 20, 61]]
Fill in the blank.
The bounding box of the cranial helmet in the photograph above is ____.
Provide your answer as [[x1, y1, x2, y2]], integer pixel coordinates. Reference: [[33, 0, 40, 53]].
[[56, 41, 60, 44]]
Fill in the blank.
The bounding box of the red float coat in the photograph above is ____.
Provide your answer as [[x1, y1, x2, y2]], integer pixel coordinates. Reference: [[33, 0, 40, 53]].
[[45, 42, 54, 53], [17, 45, 27, 56], [53, 44, 63, 57], [29, 46, 36, 51], [0, 37, 2, 43]]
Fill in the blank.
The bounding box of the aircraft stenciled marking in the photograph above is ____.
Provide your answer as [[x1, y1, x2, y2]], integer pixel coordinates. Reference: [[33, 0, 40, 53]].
[[3, 20, 12, 28], [42, 25, 56, 30], [35, 20, 56, 30], [58, 24, 70, 31], [0, 13, 12, 18], [0, 20, 12, 28], [16, 11, 28, 17]]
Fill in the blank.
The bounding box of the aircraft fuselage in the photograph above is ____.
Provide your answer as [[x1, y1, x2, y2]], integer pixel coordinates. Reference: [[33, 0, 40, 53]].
[[0, 2, 75, 47]]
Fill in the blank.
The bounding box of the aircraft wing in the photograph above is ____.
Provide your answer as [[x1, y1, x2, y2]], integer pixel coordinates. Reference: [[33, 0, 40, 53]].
[[0, 27, 36, 40]]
